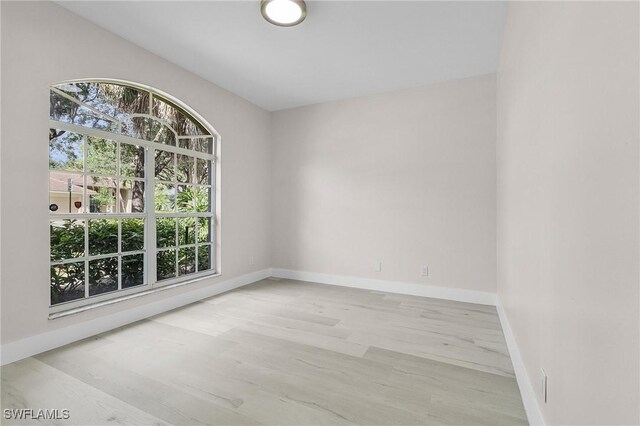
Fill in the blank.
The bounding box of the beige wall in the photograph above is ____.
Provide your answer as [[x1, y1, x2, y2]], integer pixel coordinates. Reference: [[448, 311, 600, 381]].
[[497, 2, 639, 425], [271, 75, 497, 292], [0, 1, 272, 344]]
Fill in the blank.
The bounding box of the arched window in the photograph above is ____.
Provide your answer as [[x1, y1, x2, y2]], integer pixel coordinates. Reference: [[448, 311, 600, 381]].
[[49, 80, 218, 312]]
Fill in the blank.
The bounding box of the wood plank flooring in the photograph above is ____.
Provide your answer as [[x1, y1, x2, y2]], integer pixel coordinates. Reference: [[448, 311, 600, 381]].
[[1, 278, 527, 425]]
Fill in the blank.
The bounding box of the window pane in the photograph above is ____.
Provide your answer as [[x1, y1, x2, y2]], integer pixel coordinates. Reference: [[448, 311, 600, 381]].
[[87, 137, 117, 175], [49, 130, 83, 172], [197, 217, 211, 243], [156, 218, 176, 248], [122, 218, 144, 252], [88, 257, 118, 296], [196, 158, 211, 185], [177, 155, 195, 183], [177, 185, 196, 212], [153, 97, 207, 136], [120, 180, 145, 213], [178, 217, 196, 245], [179, 247, 196, 276], [86, 176, 117, 213], [157, 250, 176, 280], [50, 91, 117, 132], [197, 245, 211, 272], [50, 219, 85, 261], [155, 183, 175, 213], [50, 261, 85, 305], [155, 150, 175, 181], [120, 143, 145, 178], [50, 91, 79, 122], [194, 187, 211, 213], [125, 117, 176, 145], [190, 137, 213, 154], [49, 172, 84, 214], [55, 82, 149, 122], [88, 219, 118, 256], [122, 254, 144, 288]]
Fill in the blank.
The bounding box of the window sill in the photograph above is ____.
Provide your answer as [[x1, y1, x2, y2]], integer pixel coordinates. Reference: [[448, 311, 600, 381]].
[[49, 272, 221, 320]]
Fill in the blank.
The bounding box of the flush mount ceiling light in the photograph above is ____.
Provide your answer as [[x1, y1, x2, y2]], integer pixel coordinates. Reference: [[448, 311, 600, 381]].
[[261, 0, 307, 27]]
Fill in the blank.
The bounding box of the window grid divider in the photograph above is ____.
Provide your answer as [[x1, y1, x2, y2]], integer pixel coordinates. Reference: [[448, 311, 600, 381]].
[[146, 144, 158, 286], [51, 249, 146, 267], [117, 218, 123, 291], [51, 121, 215, 161]]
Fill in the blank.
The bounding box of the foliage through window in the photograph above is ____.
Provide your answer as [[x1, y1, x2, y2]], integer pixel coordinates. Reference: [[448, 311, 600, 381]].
[[49, 81, 217, 308]]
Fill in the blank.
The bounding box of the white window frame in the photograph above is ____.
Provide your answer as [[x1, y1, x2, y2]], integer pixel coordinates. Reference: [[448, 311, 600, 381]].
[[48, 80, 220, 317]]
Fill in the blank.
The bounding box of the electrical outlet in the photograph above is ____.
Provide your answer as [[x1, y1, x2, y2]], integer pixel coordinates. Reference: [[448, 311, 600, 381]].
[[421, 265, 428, 277], [375, 261, 382, 272], [248, 256, 255, 266], [541, 368, 548, 403]]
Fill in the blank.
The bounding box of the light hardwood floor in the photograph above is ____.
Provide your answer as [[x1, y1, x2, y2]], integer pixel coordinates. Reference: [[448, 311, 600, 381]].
[[1, 278, 527, 425]]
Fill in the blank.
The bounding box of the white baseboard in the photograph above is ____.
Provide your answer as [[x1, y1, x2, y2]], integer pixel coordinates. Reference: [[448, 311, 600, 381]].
[[271, 268, 497, 306], [496, 298, 545, 426], [0, 268, 271, 366]]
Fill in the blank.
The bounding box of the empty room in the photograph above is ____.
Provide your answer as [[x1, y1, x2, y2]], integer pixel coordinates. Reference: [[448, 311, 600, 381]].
[[0, 1, 638, 425]]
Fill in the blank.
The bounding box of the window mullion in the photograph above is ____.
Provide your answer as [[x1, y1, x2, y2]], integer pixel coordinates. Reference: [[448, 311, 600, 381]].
[[116, 142, 122, 291], [173, 154, 179, 278], [83, 134, 90, 298], [211, 137, 218, 273], [147, 146, 157, 286], [84, 236, 89, 299], [195, 219, 199, 273], [118, 219, 122, 291]]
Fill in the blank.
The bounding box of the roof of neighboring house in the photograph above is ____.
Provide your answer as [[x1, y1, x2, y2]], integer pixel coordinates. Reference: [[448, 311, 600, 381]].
[[49, 171, 100, 194]]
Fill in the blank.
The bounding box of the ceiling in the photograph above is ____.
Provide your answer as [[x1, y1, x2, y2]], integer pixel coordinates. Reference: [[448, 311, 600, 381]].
[[57, 1, 507, 111]]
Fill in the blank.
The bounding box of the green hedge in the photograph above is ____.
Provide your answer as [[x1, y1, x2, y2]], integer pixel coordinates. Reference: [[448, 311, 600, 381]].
[[50, 216, 210, 305]]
